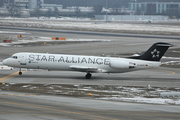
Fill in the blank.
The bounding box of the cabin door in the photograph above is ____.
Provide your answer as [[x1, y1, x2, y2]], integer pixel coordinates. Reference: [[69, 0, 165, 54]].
[[20, 54, 27, 65]]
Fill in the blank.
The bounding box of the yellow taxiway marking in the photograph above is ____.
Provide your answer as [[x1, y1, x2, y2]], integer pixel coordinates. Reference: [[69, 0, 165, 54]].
[[149, 69, 175, 76], [19, 94, 25, 96], [0, 71, 27, 82]]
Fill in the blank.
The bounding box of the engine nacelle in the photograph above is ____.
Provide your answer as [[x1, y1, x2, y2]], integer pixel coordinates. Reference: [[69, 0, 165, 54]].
[[109, 60, 135, 69]]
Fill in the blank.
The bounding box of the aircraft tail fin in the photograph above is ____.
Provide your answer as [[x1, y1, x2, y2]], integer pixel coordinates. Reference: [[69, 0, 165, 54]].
[[129, 42, 174, 61]]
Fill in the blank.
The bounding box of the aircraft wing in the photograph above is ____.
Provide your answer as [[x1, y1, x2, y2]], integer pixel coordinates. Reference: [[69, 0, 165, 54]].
[[69, 65, 98, 72]]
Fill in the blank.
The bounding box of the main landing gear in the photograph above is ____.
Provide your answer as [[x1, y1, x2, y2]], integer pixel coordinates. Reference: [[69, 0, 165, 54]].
[[19, 68, 22, 75], [85, 73, 92, 79]]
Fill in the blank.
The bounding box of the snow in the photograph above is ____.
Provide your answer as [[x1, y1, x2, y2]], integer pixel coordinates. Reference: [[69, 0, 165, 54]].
[[0, 31, 31, 34], [0, 62, 13, 70], [22, 85, 31, 88], [162, 61, 180, 64], [0, 43, 11, 47], [29, 86, 38, 90], [0, 19, 180, 34], [161, 61, 180, 66], [53, 90, 63, 93], [161, 57, 180, 66], [132, 54, 140, 56], [172, 51, 180, 53], [3, 82, 180, 105], [0, 36, 110, 47], [97, 97, 180, 105], [162, 56, 180, 59], [78, 86, 180, 105], [1, 17, 91, 21]]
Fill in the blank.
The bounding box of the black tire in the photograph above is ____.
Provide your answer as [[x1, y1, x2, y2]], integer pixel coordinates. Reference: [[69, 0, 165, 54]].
[[19, 72, 22, 75], [85, 73, 92, 79]]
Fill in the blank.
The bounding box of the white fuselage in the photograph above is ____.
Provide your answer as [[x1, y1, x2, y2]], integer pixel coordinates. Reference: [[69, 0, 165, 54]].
[[3, 52, 161, 73]]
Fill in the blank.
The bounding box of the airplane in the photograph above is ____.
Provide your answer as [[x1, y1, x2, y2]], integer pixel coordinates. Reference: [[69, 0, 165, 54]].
[[142, 18, 154, 24], [142, 19, 153, 24], [2, 42, 173, 79]]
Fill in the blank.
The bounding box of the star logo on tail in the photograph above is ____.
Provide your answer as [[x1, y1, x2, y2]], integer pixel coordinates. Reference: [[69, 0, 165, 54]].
[[151, 49, 160, 58]]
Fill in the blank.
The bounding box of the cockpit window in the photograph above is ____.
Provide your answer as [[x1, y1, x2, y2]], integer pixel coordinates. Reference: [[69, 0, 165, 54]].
[[11, 56, 18, 59]]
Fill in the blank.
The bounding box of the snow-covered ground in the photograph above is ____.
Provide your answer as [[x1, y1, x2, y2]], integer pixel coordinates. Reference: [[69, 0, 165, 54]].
[[0, 17, 91, 21], [0, 35, 110, 47], [0, 31, 31, 34], [73, 85, 180, 105], [0, 18, 180, 35], [161, 56, 180, 67], [98, 97, 180, 105], [162, 61, 180, 65], [0, 62, 13, 70], [5, 84, 180, 105]]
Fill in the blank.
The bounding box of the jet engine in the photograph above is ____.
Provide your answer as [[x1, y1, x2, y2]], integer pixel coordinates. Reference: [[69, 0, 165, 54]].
[[109, 60, 136, 69]]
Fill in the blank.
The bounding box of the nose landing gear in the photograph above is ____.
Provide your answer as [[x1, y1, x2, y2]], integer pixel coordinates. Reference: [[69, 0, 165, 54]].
[[19, 71, 22, 75], [19, 68, 22, 75], [85, 73, 92, 79]]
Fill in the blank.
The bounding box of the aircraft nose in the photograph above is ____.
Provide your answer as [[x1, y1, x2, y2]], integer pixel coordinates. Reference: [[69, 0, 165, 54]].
[[2, 59, 7, 65]]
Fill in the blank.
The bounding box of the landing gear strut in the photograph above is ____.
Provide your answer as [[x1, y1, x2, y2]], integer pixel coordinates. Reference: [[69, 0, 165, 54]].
[[85, 73, 92, 79], [19, 68, 22, 75]]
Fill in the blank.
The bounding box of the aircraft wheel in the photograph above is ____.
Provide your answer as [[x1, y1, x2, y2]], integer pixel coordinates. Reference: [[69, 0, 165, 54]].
[[19, 72, 22, 75], [85, 73, 92, 79]]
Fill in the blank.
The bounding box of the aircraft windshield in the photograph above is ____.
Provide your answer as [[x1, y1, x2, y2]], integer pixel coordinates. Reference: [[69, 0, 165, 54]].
[[11, 56, 18, 59]]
